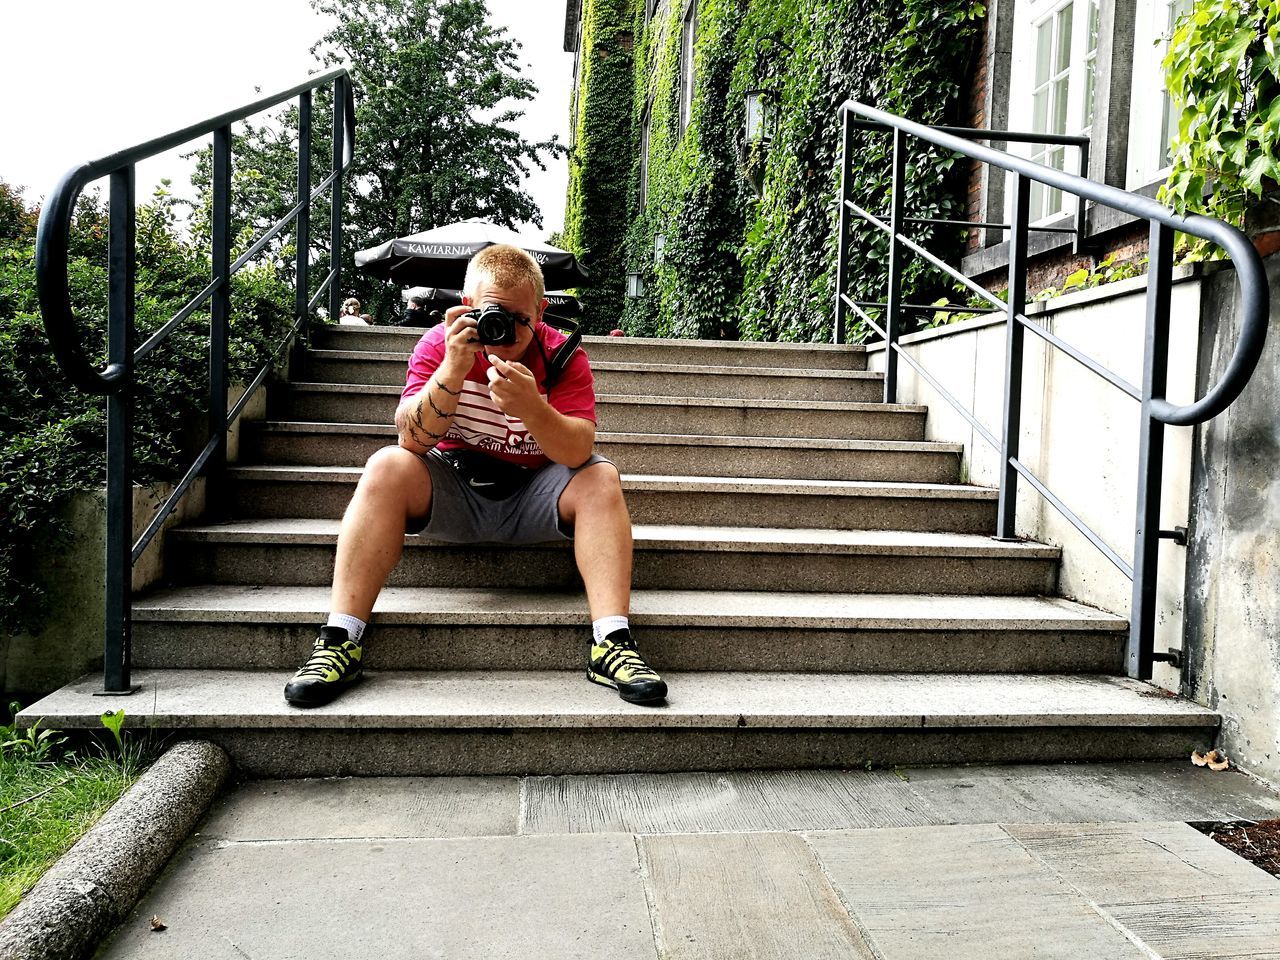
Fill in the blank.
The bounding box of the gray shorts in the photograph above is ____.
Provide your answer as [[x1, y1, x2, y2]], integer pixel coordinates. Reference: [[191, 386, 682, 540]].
[[409, 451, 612, 544]]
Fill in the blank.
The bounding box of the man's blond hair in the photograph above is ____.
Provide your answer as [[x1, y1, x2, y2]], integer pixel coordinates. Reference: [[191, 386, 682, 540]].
[[463, 243, 546, 302]]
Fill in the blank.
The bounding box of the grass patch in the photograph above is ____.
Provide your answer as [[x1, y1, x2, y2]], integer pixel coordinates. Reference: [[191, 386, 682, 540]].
[[0, 705, 150, 919]]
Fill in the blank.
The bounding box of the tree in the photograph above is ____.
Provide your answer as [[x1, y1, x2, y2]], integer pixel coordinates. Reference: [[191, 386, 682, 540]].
[[314, 0, 564, 318]]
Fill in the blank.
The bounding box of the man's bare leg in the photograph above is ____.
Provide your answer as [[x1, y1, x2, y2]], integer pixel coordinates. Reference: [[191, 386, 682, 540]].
[[557, 460, 632, 619], [329, 445, 433, 621], [559, 461, 665, 704], [286, 446, 432, 707]]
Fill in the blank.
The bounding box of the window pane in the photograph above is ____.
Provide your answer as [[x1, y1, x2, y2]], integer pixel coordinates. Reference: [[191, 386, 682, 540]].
[[1053, 77, 1070, 133], [1035, 20, 1053, 86], [1031, 181, 1046, 220], [1055, 4, 1074, 74], [1033, 89, 1050, 132]]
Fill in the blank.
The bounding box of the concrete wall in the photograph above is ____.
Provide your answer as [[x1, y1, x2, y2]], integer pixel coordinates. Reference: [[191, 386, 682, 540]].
[[1184, 254, 1280, 785], [867, 268, 1207, 696], [1, 480, 205, 698], [1, 383, 266, 700]]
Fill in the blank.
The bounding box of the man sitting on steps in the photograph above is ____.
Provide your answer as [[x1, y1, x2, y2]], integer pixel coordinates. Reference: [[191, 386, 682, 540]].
[[283, 244, 667, 708]]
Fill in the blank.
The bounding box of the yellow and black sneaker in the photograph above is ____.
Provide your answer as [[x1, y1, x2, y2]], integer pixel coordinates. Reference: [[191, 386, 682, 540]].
[[588, 629, 667, 705], [284, 626, 363, 707]]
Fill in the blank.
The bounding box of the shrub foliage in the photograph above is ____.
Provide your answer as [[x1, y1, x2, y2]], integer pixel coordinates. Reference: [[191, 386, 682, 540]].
[[0, 180, 293, 636]]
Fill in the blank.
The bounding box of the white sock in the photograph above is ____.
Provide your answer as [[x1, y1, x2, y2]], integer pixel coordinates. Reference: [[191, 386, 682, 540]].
[[592, 615, 630, 645], [326, 612, 367, 644]]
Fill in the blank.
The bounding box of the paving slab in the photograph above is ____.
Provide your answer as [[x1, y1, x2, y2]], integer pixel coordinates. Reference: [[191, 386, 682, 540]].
[[807, 823, 1153, 959], [639, 832, 875, 959], [902, 762, 1280, 825], [196, 776, 521, 841], [97, 833, 657, 960], [523, 769, 943, 835], [1006, 822, 1280, 959]]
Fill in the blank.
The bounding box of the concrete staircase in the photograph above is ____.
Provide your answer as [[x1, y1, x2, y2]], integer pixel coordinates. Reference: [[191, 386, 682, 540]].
[[25, 326, 1218, 776]]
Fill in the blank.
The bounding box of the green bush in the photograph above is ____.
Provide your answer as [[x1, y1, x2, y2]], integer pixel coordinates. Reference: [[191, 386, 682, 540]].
[[0, 180, 294, 636]]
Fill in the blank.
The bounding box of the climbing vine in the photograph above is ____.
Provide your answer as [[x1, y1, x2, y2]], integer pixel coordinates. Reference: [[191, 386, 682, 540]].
[[568, 0, 985, 342], [563, 0, 639, 333], [1161, 0, 1280, 237]]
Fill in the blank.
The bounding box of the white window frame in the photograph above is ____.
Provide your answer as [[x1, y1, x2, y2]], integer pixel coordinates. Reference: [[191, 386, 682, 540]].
[[1008, 0, 1099, 224], [1126, 0, 1192, 189], [640, 105, 652, 209], [678, 2, 697, 134]]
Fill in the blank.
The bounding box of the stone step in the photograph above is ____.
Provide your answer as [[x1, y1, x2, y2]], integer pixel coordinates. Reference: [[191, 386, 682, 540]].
[[599, 396, 926, 440], [20, 670, 1218, 777], [260, 392, 934, 441], [304, 352, 883, 402], [310, 327, 869, 370], [244, 425, 963, 483], [167, 520, 1059, 594], [271, 371, 890, 427], [220, 467, 998, 533], [131, 586, 1128, 674]]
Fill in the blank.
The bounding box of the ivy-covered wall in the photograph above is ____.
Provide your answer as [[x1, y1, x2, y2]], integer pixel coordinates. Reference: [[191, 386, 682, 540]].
[[563, 0, 639, 334], [564, 0, 986, 342]]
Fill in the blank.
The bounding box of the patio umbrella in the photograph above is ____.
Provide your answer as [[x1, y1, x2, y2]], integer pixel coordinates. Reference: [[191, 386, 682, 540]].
[[355, 218, 590, 289], [400, 287, 582, 320]]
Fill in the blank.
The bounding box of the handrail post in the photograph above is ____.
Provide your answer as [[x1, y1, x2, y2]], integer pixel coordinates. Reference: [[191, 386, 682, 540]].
[[329, 74, 347, 322], [1073, 140, 1090, 256], [1127, 222, 1174, 679], [208, 125, 232, 476], [103, 168, 139, 695], [296, 91, 312, 330], [996, 173, 1031, 541], [884, 128, 908, 403], [834, 109, 855, 344]]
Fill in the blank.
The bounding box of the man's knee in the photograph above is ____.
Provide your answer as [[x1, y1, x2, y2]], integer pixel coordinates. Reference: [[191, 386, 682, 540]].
[[357, 446, 431, 509], [560, 460, 625, 522]]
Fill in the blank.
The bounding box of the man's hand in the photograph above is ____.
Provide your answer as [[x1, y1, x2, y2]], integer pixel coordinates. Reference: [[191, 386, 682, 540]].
[[485, 354, 544, 422], [440, 306, 483, 377]]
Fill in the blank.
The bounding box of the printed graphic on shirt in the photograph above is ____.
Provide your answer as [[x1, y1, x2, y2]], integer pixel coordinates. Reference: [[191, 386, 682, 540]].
[[446, 381, 546, 458]]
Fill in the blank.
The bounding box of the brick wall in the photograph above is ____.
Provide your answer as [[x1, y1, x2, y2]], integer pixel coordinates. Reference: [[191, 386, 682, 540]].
[[963, 12, 991, 255]]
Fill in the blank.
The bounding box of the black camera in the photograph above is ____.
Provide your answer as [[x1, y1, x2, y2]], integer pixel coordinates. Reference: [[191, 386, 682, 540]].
[[466, 304, 519, 346]]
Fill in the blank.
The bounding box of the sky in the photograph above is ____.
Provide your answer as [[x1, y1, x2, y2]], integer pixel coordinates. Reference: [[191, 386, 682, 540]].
[[0, 0, 574, 240]]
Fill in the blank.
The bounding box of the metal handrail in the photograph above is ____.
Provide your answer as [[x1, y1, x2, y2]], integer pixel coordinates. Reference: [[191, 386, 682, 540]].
[[33, 69, 357, 694], [833, 101, 1271, 680], [36, 67, 356, 395], [843, 102, 1269, 426]]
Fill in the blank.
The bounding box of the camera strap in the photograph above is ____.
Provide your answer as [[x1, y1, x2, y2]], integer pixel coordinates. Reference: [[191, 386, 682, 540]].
[[536, 317, 583, 392]]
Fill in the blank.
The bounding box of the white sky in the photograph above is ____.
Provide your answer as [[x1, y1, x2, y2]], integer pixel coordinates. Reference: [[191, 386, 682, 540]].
[[0, 0, 574, 239]]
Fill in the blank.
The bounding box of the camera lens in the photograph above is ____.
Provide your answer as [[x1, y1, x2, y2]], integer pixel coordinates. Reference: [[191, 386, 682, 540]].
[[474, 305, 517, 345]]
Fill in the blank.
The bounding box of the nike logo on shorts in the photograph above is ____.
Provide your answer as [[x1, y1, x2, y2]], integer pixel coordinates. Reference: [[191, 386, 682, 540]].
[[469, 478, 496, 488]]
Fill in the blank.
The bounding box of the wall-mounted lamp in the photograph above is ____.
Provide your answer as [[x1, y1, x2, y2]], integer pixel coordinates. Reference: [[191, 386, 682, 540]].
[[653, 233, 666, 265], [626, 271, 645, 298], [744, 89, 775, 145], [740, 37, 793, 196]]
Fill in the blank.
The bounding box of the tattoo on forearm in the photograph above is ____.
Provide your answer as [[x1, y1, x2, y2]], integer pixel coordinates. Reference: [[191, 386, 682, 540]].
[[426, 390, 453, 421], [434, 380, 461, 397]]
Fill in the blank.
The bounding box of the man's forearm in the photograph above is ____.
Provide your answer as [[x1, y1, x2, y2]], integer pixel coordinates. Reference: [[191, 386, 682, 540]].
[[521, 403, 596, 467], [396, 367, 468, 454]]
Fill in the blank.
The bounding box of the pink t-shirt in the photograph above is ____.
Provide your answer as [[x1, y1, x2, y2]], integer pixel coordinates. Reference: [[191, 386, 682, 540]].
[[400, 322, 596, 468]]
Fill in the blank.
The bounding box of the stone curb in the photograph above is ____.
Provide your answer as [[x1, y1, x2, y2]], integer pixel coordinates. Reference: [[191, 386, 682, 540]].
[[0, 740, 232, 960]]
